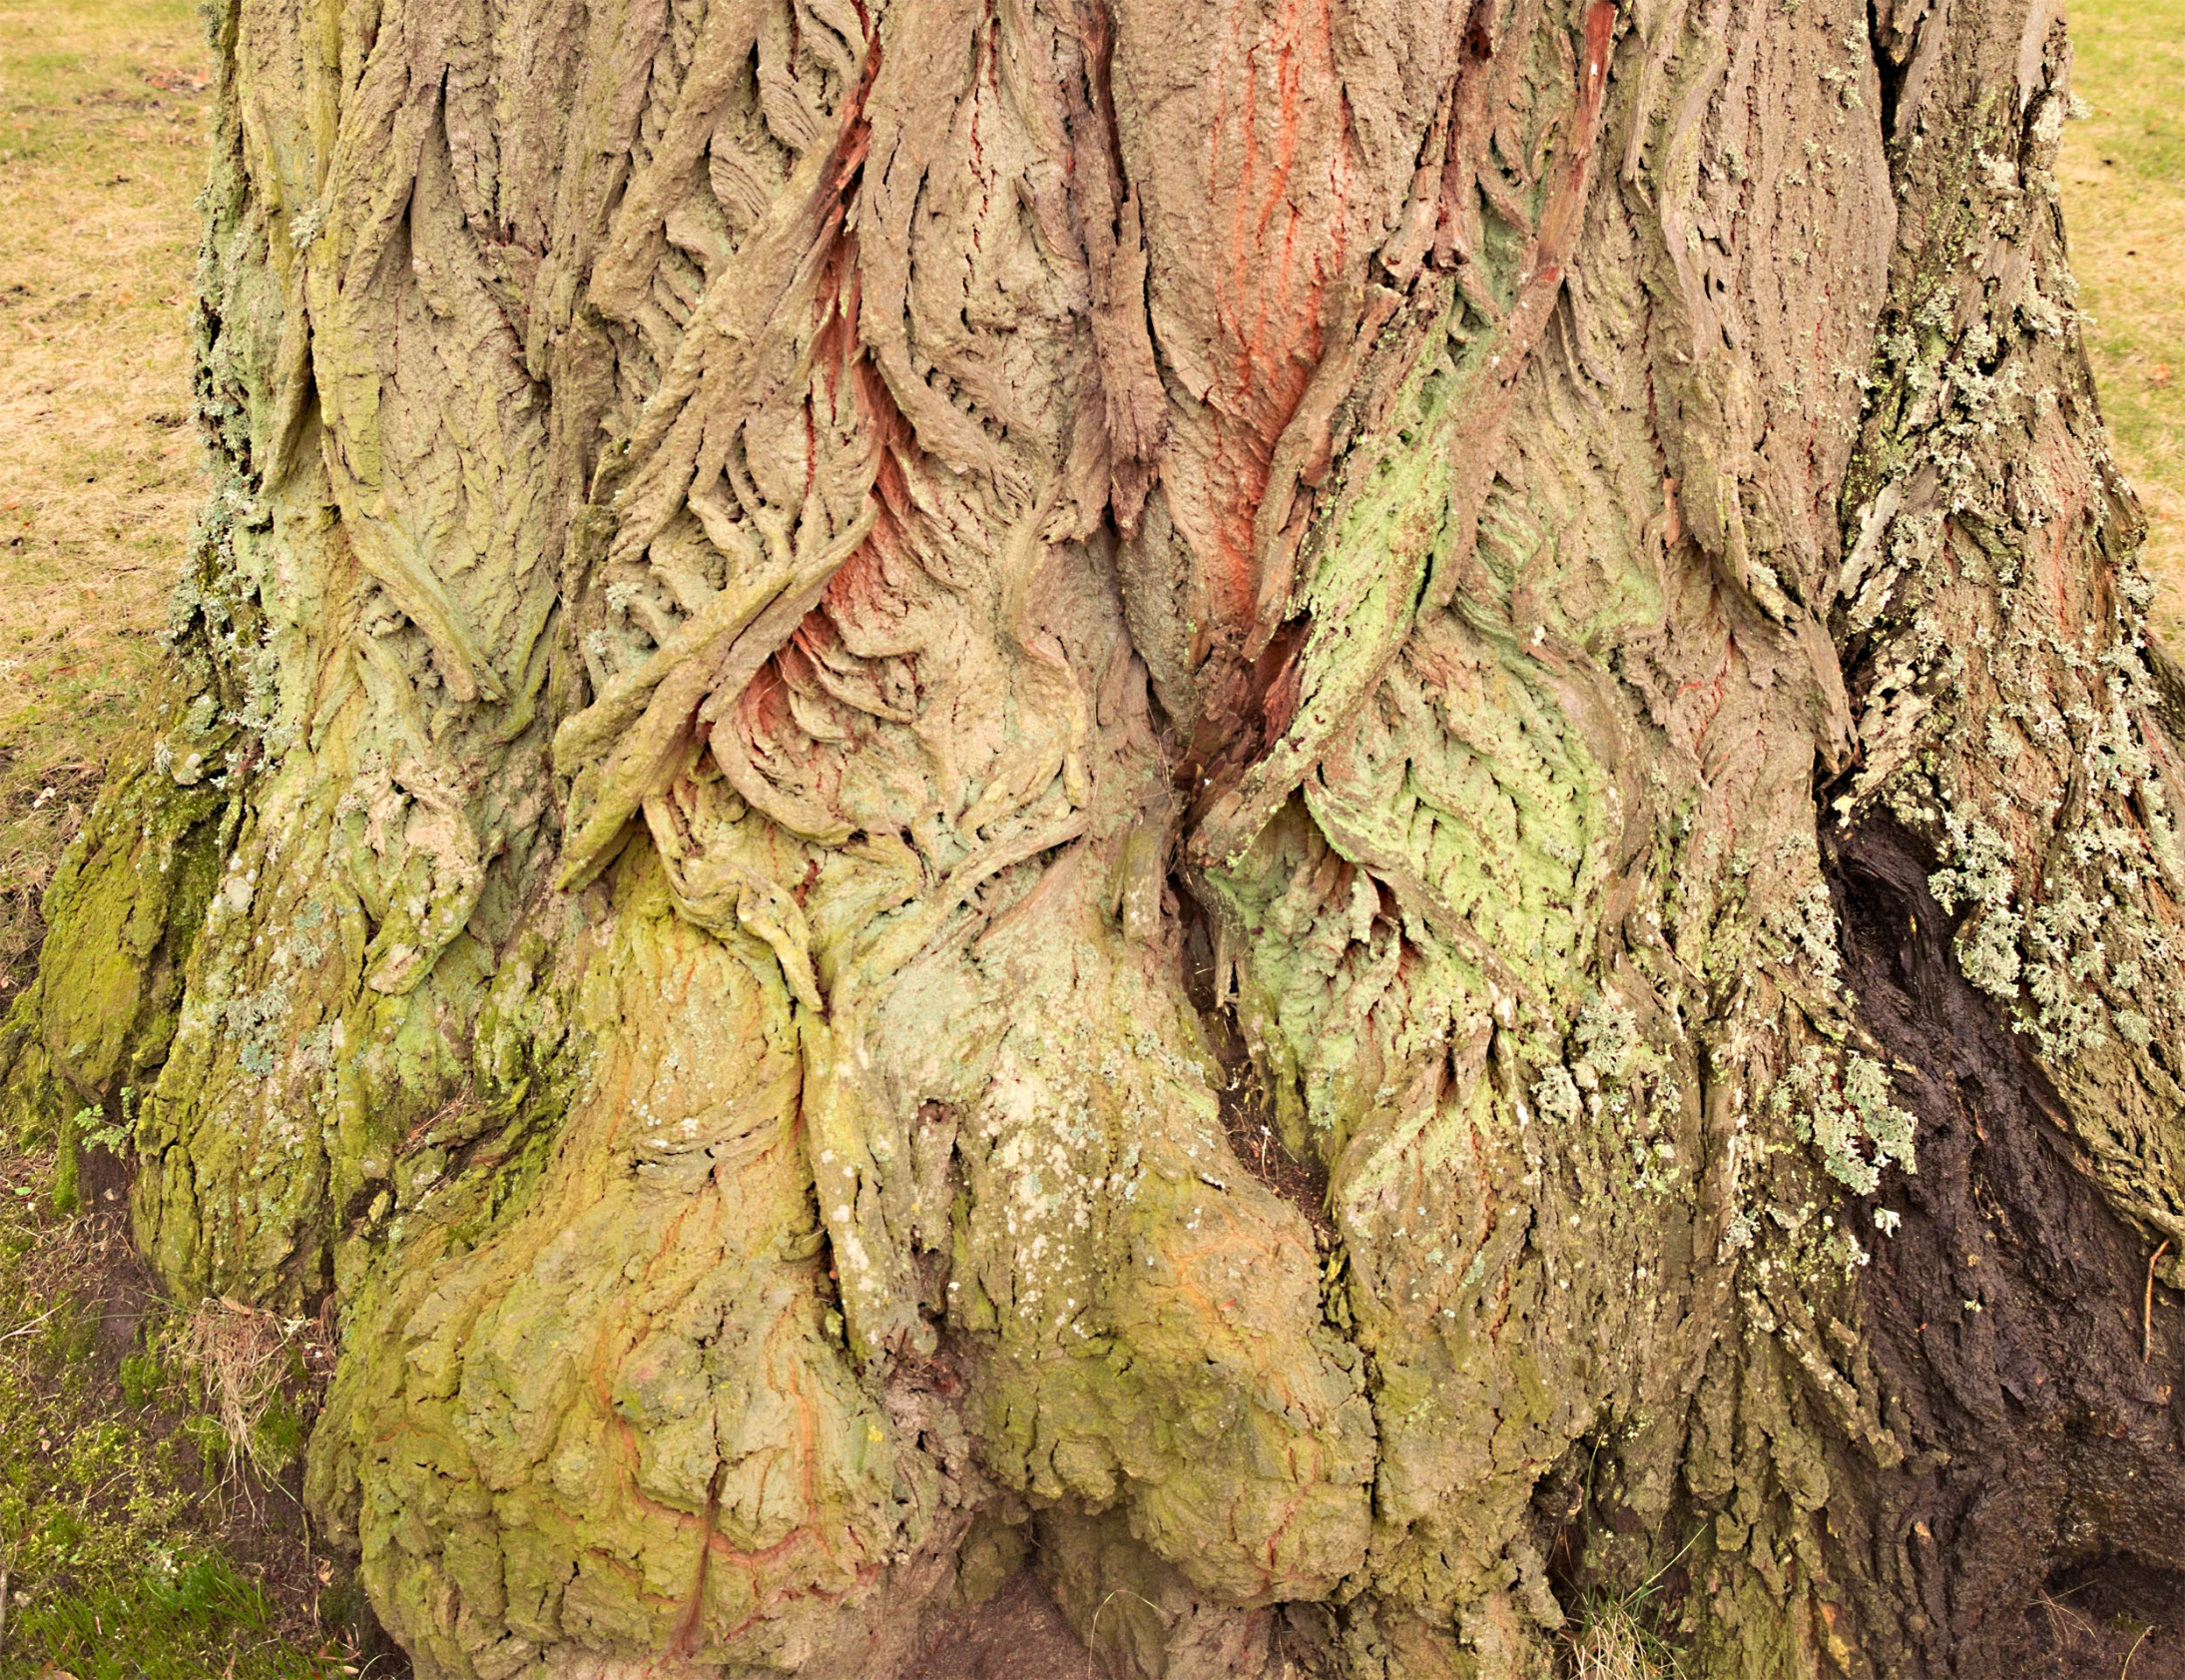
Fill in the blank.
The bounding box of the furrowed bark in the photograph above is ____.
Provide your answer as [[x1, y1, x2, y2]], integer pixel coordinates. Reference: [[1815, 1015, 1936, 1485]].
[[3, 0, 2180, 1675]]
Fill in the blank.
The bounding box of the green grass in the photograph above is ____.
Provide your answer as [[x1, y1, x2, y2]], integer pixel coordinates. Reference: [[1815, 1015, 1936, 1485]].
[[2060, 0, 2185, 647], [1562, 1589, 1685, 1680], [0, 1152, 358, 1677], [6, 1552, 328, 1680]]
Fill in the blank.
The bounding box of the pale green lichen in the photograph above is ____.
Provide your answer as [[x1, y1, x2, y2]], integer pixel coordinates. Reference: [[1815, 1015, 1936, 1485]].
[[1767, 1047, 1916, 1198], [1927, 808, 2023, 994]]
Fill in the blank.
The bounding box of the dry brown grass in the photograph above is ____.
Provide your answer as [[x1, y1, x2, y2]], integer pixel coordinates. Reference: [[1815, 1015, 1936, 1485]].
[[2059, 0, 2185, 650], [0, 0, 211, 994], [1560, 1594, 1682, 1680], [172, 1302, 297, 1483]]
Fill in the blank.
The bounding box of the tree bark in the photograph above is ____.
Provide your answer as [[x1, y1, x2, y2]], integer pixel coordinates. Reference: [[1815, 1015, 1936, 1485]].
[[4, 0, 2182, 1674]]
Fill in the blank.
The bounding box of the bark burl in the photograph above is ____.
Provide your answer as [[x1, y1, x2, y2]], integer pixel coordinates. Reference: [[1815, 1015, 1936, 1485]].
[[5, 0, 2183, 1673]]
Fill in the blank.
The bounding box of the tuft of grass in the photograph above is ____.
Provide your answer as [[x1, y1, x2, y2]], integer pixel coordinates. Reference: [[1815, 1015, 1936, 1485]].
[[172, 1299, 322, 1489], [2060, 0, 2185, 649], [1561, 1590, 1685, 1680]]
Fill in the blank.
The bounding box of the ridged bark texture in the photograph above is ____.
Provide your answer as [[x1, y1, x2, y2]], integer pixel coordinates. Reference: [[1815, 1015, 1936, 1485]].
[[4, 0, 2182, 1675]]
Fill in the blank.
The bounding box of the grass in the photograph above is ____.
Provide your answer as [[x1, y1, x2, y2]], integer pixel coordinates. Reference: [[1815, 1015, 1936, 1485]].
[[0, 0, 208, 998], [2059, 0, 2185, 649], [1560, 1590, 1684, 1680], [0, 1150, 358, 1678]]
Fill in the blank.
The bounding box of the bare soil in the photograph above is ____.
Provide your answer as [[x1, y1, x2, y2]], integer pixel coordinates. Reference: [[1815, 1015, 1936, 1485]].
[[904, 1572, 1100, 1680]]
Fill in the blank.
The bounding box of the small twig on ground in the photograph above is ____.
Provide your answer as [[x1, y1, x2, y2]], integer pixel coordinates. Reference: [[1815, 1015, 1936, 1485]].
[[1087, 1587, 1162, 1680], [2120, 1623, 2151, 1680], [398, 1091, 473, 1156], [2146, 1239, 2170, 1363], [0, 1304, 62, 1346]]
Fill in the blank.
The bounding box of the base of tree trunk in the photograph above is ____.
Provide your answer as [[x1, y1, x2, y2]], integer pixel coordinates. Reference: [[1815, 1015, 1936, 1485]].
[[5, 0, 2184, 1674]]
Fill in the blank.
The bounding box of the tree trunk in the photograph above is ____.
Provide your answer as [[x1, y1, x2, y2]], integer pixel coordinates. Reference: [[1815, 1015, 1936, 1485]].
[[5, 0, 2183, 1673]]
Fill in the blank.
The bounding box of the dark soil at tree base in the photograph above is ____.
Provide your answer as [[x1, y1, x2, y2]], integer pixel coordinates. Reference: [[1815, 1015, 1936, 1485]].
[[1828, 822, 2185, 1680], [902, 1571, 1100, 1680]]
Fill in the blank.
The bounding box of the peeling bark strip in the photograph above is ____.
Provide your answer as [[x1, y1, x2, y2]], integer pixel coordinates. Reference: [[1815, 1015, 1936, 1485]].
[[3, 0, 2182, 1676]]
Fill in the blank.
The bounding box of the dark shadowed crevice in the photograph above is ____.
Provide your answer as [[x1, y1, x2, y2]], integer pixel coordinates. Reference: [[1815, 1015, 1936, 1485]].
[[1867, 0, 1912, 146], [1174, 883, 1337, 1247], [1529, 1424, 1696, 1655], [1826, 819, 2185, 1679], [2031, 1552, 2185, 1677]]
